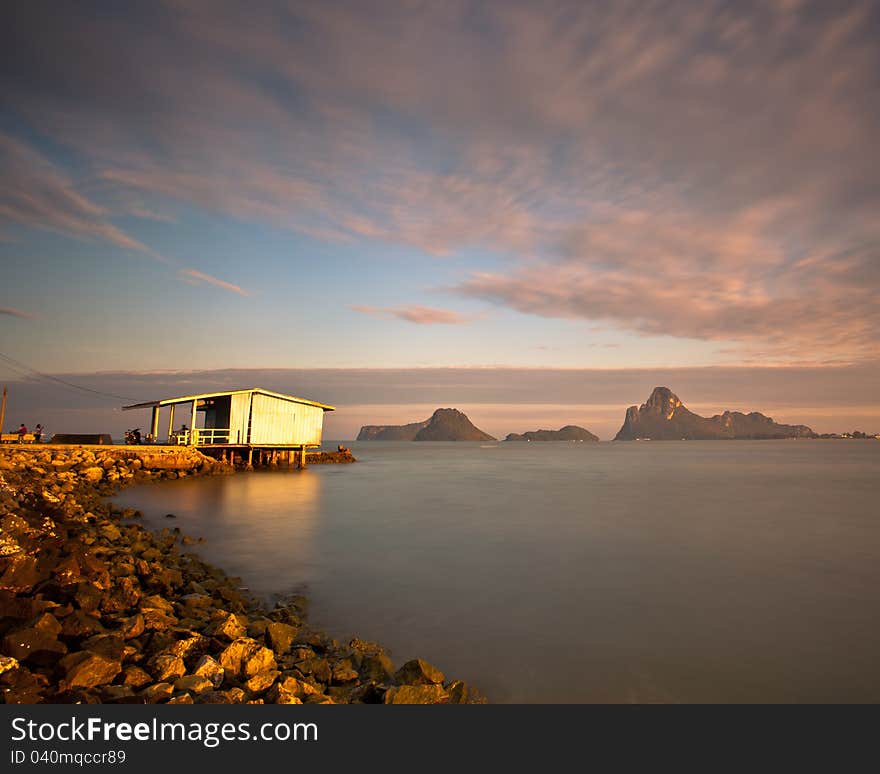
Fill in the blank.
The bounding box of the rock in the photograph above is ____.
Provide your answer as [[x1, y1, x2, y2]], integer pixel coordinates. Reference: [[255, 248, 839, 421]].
[[193, 655, 225, 688], [80, 467, 105, 483], [174, 674, 214, 695], [100, 685, 137, 703], [80, 633, 125, 661], [177, 593, 213, 614], [101, 575, 140, 613], [383, 684, 449, 704], [394, 658, 445, 686], [2, 667, 48, 704], [31, 612, 62, 637], [139, 594, 175, 615], [303, 694, 335, 705], [198, 691, 232, 704], [121, 665, 153, 688], [208, 612, 247, 641], [244, 669, 280, 694], [0, 655, 20, 675], [0, 554, 43, 591], [168, 692, 193, 704], [331, 659, 359, 684], [119, 613, 145, 640], [273, 675, 321, 699], [289, 647, 317, 663], [218, 638, 277, 681], [445, 680, 486, 704], [349, 638, 386, 656], [327, 685, 357, 702], [0, 591, 49, 621], [2, 627, 68, 666], [140, 608, 178, 631], [140, 682, 174, 703], [150, 654, 186, 682], [60, 610, 105, 639], [268, 685, 303, 704], [74, 583, 103, 612], [295, 656, 331, 684], [163, 632, 208, 661], [99, 523, 122, 542], [266, 622, 299, 655], [59, 650, 122, 689], [360, 653, 395, 683]]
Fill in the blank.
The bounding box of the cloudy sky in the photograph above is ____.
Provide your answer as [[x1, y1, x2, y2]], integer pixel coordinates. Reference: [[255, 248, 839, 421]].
[[1, 0, 878, 437]]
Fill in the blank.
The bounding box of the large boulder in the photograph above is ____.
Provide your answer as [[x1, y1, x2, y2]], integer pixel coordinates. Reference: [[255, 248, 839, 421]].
[[2, 627, 67, 666], [59, 650, 122, 689], [265, 622, 299, 655], [383, 684, 449, 704], [394, 658, 445, 686], [80, 467, 105, 483], [218, 638, 276, 681]]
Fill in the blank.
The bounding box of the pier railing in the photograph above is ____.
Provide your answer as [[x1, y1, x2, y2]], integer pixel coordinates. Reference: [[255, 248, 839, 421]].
[[172, 428, 241, 445]]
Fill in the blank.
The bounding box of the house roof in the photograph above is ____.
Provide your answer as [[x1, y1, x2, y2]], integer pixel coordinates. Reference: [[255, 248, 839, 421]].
[[122, 387, 335, 412]]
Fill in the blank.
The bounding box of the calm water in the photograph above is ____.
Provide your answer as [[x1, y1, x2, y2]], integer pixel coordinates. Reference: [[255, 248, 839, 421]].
[[111, 440, 880, 703]]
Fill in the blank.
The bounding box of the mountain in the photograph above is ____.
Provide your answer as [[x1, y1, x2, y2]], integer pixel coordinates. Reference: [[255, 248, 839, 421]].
[[505, 425, 599, 442], [357, 408, 496, 441], [355, 419, 429, 441], [614, 387, 815, 441]]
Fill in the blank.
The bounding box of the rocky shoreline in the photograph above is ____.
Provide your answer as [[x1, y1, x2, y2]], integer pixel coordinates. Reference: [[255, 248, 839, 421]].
[[0, 445, 484, 704]]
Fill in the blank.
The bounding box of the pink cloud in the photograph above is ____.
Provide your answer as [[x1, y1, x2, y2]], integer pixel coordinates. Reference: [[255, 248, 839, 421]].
[[178, 268, 251, 297], [351, 305, 477, 325], [0, 133, 159, 257], [0, 307, 34, 319]]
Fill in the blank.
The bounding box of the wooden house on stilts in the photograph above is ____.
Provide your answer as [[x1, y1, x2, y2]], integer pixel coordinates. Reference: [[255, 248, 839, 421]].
[[122, 388, 334, 467]]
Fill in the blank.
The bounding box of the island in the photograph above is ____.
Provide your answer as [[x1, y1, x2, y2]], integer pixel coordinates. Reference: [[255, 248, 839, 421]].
[[614, 387, 815, 441], [504, 425, 599, 442], [357, 408, 496, 441]]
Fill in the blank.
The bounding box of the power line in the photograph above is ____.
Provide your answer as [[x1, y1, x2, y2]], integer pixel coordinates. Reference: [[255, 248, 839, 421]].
[[0, 351, 143, 403]]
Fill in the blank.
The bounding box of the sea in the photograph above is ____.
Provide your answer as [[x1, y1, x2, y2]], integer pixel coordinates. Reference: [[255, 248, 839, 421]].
[[110, 440, 880, 703]]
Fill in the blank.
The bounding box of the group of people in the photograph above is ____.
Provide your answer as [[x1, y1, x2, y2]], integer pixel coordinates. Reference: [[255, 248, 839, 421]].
[[14, 423, 44, 442]]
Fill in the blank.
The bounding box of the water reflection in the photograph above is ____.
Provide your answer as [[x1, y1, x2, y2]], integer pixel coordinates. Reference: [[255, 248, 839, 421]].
[[114, 470, 322, 598]]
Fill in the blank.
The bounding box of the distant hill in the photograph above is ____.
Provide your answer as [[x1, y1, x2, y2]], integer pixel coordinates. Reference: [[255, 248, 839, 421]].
[[614, 387, 815, 441], [357, 408, 496, 441], [505, 425, 599, 442], [355, 419, 430, 441]]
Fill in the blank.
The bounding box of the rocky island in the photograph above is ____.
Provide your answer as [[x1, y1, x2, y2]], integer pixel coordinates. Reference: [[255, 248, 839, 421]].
[[505, 426, 599, 442], [357, 408, 496, 441], [614, 387, 815, 441], [0, 445, 484, 704]]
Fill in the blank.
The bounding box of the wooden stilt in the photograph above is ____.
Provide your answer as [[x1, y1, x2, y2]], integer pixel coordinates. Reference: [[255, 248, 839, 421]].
[[247, 448, 253, 470], [150, 406, 160, 443], [167, 404, 175, 444]]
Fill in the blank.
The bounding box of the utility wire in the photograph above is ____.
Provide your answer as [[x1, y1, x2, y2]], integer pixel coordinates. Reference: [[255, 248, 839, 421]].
[[0, 351, 144, 404]]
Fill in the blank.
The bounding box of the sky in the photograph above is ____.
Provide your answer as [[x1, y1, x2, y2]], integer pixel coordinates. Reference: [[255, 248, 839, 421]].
[[1, 0, 878, 438]]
